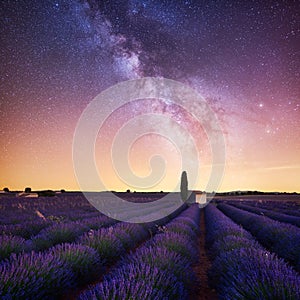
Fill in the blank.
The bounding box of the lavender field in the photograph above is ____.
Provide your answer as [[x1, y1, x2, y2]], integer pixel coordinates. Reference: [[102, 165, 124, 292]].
[[0, 193, 300, 299]]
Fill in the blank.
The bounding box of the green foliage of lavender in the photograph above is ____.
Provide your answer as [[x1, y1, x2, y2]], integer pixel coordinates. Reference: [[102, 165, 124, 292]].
[[78, 228, 125, 264]]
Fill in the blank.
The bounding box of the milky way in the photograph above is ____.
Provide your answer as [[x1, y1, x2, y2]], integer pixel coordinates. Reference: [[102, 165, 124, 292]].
[[0, 0, 299, 192]]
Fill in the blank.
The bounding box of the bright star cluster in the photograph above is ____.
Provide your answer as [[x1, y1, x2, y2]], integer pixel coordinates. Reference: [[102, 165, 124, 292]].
[[0, 0, 299, 192]]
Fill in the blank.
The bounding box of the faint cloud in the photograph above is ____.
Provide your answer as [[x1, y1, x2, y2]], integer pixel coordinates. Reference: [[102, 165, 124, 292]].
[[258, 164, 300, 172]]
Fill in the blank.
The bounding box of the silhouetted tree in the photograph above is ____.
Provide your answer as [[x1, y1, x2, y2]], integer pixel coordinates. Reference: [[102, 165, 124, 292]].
[[60, 189, 66, 193], [180, 171, 188, 201], [126, 189, 130, 193], [3, 187, 9, 192], [25, 187, 31, 193]]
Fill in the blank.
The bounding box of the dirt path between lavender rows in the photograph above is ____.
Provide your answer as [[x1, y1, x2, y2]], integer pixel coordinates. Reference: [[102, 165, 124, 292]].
[[191, 209, 218, 300]]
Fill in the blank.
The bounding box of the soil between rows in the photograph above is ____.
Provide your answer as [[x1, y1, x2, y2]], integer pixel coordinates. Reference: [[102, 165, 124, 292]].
[[191, 209, 218, 300]]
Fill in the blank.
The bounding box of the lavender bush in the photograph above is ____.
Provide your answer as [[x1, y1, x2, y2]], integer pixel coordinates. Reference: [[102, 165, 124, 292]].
[[112, 223, 149, 250], [165, 222, 197, 238], [146, 231, 198, 262], [0, 251, 74, 299], [125, 245, 193, 285], [99, 262, 186, 299], [32, 221, 89, 251], [0, 235, 27, 261], [48, 243, 103, 285], [209, 235, 263, 260], [0, 220, 52, 239], [78, 227, 125, 264]]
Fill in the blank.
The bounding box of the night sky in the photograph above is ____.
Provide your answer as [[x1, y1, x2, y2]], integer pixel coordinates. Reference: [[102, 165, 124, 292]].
[[0, 0, 299, 192]]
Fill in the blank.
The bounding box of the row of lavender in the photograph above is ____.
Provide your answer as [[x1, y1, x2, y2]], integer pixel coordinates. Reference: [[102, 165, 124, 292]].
[[0, 203, 187, 299], [234, 199, 300, 218], [226, 201, 300, 227], [0, 214, 117, 261], [78, 204, 200, 299], [205, 204, 300, 299], [0, 193, 184, 260], [218, 203, 300, 272]]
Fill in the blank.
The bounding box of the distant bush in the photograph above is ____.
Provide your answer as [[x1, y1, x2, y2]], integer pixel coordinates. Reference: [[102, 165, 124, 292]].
[[3, 187, 9, 192], [38, 190, 56, 197], [24, 187, 31, 193]]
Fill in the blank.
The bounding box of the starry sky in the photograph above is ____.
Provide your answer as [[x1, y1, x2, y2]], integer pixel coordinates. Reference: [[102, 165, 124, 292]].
[[0, 0, 299, 192]]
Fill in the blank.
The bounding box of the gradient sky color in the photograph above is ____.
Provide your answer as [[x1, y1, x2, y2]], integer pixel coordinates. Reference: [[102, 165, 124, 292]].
[[0, 0, 299, 192]]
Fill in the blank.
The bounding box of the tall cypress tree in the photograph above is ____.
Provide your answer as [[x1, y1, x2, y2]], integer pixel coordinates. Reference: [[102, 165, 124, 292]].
[[180, 171, 188, 201]]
